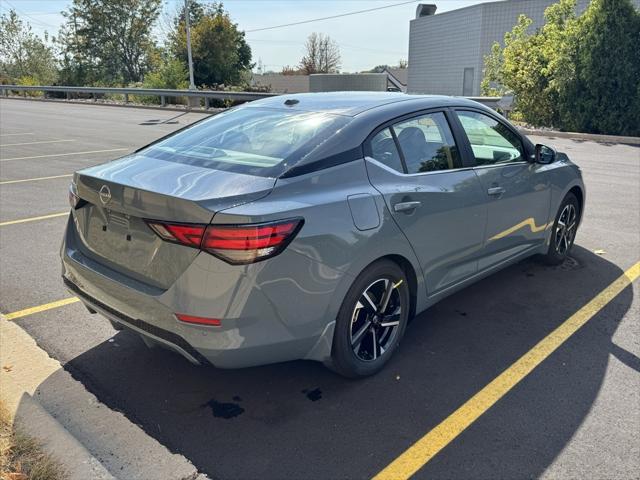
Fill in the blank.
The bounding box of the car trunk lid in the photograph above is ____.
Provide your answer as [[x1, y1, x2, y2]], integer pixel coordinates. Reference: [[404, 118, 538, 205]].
[[72, 154, 275, 289]]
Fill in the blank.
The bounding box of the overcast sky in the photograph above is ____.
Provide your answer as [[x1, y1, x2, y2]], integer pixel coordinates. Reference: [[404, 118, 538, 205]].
[[1, 0, 498, 72]]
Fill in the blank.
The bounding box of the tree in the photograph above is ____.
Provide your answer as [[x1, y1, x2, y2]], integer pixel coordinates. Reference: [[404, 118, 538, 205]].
[[481, 4, 575, 127], [558, 0, 640, 135], [57, 0, 162, 85], [367, 64, 391, 73], [480, 42, 505, 97], [143, 57, 189, 90], [0, 10, 58, 84], [170, 1, 252, 87], [367, 60, 407, 73], [299, 33, 341, 74], [481, 0, 640, 135], [281, 65, 305, 75]]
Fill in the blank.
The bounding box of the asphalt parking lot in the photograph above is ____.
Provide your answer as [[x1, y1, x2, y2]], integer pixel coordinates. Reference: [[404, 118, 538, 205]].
[[1, 99, 639, 479]]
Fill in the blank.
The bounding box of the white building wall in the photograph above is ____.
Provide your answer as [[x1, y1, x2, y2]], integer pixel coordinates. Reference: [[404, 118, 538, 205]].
[[408, 5, 483, 96]]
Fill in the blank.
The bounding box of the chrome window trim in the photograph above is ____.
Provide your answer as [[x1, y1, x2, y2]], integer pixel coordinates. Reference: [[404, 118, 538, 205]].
[[471, 161, 529, 170]]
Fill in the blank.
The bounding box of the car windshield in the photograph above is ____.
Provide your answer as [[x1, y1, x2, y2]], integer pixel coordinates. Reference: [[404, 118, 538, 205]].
[[140, 107, 350, 177]]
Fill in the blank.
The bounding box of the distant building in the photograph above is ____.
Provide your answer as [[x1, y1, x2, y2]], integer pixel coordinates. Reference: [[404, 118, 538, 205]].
[[251, 73, 310, 93], [309, 73, 389, 92], [251, 71, 407, 93], [407, 0, 640, 96]]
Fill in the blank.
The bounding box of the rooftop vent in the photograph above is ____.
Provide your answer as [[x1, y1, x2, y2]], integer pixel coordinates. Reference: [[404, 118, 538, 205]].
[[415, 4, 437, 18]]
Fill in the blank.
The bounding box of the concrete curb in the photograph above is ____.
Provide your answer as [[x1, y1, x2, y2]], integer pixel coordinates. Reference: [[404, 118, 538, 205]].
[[518, 127, 640, 146], [9, 391, 116, 479], [0, 317, 207, 480]]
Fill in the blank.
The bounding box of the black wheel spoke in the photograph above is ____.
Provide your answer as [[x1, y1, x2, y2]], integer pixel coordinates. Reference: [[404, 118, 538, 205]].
[[351, 320, 371, 349], [380, 306, 401, 327], [361, 291, 378, 314], [378, 279, 394, 314], [371, 329, 378, 360]]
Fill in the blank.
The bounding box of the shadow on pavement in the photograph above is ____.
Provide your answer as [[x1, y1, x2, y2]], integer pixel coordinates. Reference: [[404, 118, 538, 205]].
[[24, 245, 633, 479]]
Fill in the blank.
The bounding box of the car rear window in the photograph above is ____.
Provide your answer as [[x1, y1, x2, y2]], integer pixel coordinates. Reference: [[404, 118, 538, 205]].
[[140, 107, 350, 177]]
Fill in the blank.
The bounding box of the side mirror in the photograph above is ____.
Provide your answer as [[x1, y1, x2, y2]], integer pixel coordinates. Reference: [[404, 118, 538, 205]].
[[535, 144, 556, 164]]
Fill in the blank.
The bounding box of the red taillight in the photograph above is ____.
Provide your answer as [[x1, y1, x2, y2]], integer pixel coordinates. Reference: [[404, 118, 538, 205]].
[[147, 222, 205, 248], [175, 313, 221, 327], [145, 218, 303, 264], [202, 219, 303, 264]]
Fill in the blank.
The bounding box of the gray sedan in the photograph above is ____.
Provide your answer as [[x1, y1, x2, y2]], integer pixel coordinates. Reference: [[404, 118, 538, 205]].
[[61, 92, 585, 377]]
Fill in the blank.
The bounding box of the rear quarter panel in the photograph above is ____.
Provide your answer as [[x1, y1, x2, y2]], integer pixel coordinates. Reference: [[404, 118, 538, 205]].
[[212, 160, 427, 359]]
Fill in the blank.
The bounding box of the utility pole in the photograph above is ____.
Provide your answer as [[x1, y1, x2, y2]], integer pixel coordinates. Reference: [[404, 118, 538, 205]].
[[185, 0, 196, 90]]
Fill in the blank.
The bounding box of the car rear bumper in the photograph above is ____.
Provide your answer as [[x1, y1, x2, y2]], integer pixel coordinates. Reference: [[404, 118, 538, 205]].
[[61, 216, 345, 368]]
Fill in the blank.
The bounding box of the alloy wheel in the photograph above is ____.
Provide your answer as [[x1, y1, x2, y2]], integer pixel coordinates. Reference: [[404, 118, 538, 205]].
[[555, 203, 577, 255], [350, 278, 403, 362]]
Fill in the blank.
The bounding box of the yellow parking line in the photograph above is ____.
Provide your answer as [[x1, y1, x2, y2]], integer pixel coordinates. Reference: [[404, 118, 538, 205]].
[[0, 133, 34, 137], [0, 139, 76, 147], [2, 297, 80, 321], [373, 260, 640, 480], [0, 174, 73, 185], [0, 212, 68, 227], [0, 148, 128, 162]]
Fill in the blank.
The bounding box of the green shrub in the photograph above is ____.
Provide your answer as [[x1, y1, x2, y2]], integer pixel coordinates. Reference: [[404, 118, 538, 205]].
[[17, 75, 44, 97], [135, 58, 189, 105], [482, 0, 640, 136]]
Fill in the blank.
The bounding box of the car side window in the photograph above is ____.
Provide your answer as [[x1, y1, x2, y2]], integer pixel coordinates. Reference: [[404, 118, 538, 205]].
[[370, 128, 404, 172], [456, 111, 524, 165], [393, 112, 460, 174]]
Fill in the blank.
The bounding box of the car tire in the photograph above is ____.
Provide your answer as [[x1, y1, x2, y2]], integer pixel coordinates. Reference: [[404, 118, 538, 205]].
[[542, 192, 580, 265], [328, 259, 410, 378]]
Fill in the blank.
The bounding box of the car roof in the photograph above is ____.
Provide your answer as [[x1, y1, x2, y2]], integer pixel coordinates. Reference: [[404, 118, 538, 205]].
[[247, 91, 481, 117]]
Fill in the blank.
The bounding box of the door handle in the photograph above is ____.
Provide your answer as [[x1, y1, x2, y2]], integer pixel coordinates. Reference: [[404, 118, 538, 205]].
[[487, 186, 506, 196], [393, 201, 422, 213]]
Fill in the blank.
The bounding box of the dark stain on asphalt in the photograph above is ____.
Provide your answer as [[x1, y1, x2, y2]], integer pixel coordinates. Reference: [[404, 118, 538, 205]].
[[232, 395, 242, 402], [203, 399, 245, 419], [455, 309, 468, 317], [302, 388, 322, 401]]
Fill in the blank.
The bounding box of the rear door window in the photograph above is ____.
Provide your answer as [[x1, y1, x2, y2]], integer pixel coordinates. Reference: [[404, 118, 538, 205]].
[[393, 112, 460, 173]]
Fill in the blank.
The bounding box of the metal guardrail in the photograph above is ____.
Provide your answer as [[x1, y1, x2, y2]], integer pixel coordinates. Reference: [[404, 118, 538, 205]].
[[0, 84, 506, 110], [0, 84, 276, 107]]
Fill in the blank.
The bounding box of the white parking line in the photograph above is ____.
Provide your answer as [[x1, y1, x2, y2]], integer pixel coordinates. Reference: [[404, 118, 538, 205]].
[[0, 174, 73, 185], [0, 212, 68, 227], [0, 148, 128, 162], [0, 139, 76, 147], [0, 133, 34, 137]]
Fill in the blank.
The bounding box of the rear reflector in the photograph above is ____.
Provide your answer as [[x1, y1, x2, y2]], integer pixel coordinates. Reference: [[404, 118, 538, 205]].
[[145, 218, 303, 265], [175, 313, 221, 327]]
